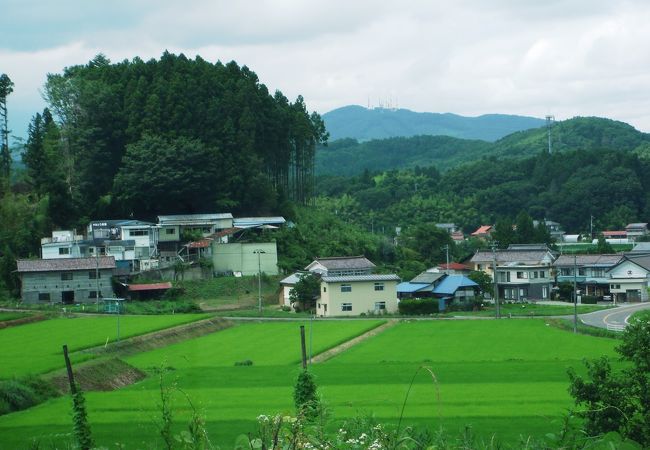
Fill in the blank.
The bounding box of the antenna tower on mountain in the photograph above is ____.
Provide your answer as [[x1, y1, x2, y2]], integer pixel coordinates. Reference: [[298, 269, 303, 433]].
[[545, 115, 555, 154]]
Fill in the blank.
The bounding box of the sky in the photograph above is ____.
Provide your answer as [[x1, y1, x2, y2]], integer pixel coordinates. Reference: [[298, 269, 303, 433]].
[[3, 0, 650, 143]]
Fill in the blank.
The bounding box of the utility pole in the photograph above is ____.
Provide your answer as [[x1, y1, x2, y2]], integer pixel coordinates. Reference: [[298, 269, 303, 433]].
[[573, 254, 578, 334], [590, 215, 594, 240], [253, 249, 266, 314], [443, 244, 450, 274], [491, 241, 500, 319]]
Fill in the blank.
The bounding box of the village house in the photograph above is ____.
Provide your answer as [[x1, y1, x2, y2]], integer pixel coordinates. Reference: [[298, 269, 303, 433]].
[[553, 254, 622, 299], [470, 244, 555, 301], [16, 256, 116, 304], [317, 273, 400, 317], [625, 223, 648, 241], [606, 254, 650, 302]]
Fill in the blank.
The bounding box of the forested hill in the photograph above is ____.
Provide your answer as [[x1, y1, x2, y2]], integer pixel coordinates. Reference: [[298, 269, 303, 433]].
[[316, 116, 650, 176], [322, 105, 545, 141]]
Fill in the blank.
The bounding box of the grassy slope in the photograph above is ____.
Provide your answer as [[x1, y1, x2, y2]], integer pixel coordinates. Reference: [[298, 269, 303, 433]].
[[0, 312, 29, 322], [175, 275, 283, 309], [0, 314, 209, 378], [0, 320, 619, 447]]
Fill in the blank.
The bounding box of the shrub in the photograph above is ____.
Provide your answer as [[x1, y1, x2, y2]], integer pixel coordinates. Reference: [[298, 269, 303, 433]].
[[0, 377, 57, 415], [398, 298, 439, 315], [580, 295, 598, 304], [293, 370, 320, 421]]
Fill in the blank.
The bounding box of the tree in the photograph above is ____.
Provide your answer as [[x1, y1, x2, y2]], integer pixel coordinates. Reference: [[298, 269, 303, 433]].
[[468, 270, 493, 298], [492, 218, 515, 249], [568, 312, 650, 446], [596, 234, 615, 254], [289, 273, 321, 312], [0, 73, 14, 184], [113, 135, 222, 218], [515, 210, 535, 244]]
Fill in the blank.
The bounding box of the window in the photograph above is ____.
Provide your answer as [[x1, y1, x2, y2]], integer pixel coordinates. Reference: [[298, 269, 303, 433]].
[[88, 291, 97, 299], [341, 303, 352, 312], [542, 286, 548, 299], [38, 293, 50, 301], [374, 283, 384, 291], [578, 268, 586, 276], [374, 301, 386, 311], [532, 271, 538, 279], [323, 286, 327, 292], [516, 271, 527, 279], [477, 264, 483, 270], [61, 272, 73, 281], [560, 268, 572, 276], [58, 248, 69, 255], [129, 229, 149, 236], [539, 271, 546, 278], [88, 271, 101, 279], [519, 288, 527, 298], [593, 269, 604, 277], [166, 228, 176, 235], [340, 284, 352, 293]]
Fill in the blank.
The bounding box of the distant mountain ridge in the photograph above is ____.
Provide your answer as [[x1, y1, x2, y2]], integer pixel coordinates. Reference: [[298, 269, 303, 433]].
[[316, 116, 650, 176], [322, 105, 546, 142]]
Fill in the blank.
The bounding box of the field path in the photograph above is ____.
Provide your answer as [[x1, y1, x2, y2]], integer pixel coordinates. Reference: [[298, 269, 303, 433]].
[[311, 319, 398, 363]]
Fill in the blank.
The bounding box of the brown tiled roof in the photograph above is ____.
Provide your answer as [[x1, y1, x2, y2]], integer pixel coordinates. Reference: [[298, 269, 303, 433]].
[[128, 282, 172, 291], [16, 256, 116, 272]]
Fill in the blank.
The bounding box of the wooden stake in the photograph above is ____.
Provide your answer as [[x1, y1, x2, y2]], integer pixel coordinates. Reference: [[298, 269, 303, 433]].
[[300, 325, 307, 369], [63, 344, 77, 394]]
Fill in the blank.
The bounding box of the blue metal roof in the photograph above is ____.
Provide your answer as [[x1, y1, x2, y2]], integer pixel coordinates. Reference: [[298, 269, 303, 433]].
[[432, 275, 478, 295], [397, 282, 430, 293]]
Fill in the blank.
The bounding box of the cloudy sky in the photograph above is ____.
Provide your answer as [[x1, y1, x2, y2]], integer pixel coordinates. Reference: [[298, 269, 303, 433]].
[[3, 0, 650, 141]]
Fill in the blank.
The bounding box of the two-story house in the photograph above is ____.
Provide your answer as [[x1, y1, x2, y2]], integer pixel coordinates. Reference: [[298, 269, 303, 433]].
[[470, 244, 556, 301], [606, 254, 650, 302], [16, 256, 116, 304], [317, 274, 400, 317], [553, 254, 622, 299], [625, 223, 648, 242]]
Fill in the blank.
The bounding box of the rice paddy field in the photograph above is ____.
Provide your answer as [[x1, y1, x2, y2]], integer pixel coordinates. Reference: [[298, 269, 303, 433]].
[[0, 313, 210, 378], [0, 318, 619, 448]]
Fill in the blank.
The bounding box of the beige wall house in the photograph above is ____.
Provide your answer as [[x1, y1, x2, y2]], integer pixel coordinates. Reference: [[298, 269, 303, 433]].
[[607, 255, 650, 302], [317, 274, 400, 317]]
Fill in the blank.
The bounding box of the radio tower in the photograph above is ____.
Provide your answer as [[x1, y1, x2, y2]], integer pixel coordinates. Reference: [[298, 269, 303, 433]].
[[545, 115, 555, 154]]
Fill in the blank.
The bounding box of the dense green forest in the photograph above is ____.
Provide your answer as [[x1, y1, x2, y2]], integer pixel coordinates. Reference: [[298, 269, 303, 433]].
[[322, 105, 545, 141], [24, 52, 327, 226], [316, 147, 650, 236], [317, 116, 650, 176]]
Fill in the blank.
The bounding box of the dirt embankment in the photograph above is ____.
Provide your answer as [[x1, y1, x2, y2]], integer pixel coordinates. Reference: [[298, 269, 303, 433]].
[[0, 314, 48, 329], [311, 320, 398, 363], [48, 358, 147, 393], [80, 316, 233, 357]]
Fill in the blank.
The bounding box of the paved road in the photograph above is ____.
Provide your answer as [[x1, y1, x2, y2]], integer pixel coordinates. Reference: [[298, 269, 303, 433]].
[[580, 302, 650, 330]]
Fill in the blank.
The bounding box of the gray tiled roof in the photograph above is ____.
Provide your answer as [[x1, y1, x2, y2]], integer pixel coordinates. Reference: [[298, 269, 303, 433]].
[[158, 213, 233, 225], [308, 256, 376, 270], [411, 272, 445, 284], [322, 274, 400, 283], [470, 249, 554, 265], [16, 256, 116, 272], [623, 254, 650, 271], [554, 254, 622, 267]]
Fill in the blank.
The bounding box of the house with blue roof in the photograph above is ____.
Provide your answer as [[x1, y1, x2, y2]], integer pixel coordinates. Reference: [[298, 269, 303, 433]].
[[397, 271, 479, 310]]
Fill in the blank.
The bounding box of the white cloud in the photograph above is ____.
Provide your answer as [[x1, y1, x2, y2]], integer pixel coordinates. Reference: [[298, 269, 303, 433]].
[[2, 0, 650, 141]]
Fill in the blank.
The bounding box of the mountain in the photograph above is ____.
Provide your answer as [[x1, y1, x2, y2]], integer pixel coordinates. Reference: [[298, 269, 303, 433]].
[[322, 105, 546, 142], [316, 116, 650, 177]]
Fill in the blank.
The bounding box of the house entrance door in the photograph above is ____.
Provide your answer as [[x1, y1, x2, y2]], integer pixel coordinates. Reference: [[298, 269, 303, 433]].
[[62, 291, 75, 304]]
